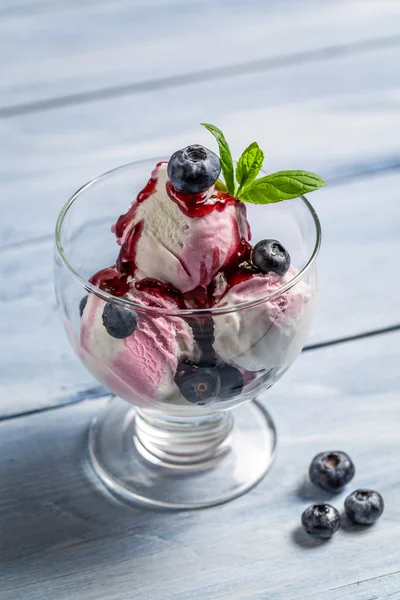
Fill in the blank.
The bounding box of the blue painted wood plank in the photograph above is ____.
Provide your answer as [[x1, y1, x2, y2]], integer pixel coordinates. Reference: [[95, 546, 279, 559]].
[[298, 574, 400, 600], [1, 0, 400, 108], [0, 331, 399, 599], [1, 43, 400, 249]]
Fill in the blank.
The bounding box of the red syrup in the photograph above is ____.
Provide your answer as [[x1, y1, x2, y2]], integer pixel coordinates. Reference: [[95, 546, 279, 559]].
[[89, 165, 259, 308], [89, 266, 131, 297], [135, 277, 186, 309], [114, 171, 159, 239], [116, 219, 144, 277], [91, 168, 160, 293], [207, 237, 257, 305], [166, 180, 237, 217]]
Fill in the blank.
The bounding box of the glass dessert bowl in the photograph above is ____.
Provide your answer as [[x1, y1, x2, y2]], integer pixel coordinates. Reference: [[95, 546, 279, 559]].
[[54, 136, 321, 509]]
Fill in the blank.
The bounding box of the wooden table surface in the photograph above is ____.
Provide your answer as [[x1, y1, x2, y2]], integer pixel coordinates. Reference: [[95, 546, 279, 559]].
[[1, 1, 399, 598]]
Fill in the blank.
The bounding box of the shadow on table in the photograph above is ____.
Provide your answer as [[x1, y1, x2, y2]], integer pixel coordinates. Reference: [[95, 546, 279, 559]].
[[295, 476, 339, 502], [291, 526, 328, 549], [0, 407, 193, 571]]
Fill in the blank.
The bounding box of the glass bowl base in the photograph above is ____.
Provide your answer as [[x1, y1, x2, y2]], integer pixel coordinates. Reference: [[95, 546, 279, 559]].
[[88, 396, 277, 510]]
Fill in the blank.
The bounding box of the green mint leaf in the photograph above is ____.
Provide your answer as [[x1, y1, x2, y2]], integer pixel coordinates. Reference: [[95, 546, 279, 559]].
[[240, 170, 326, 204], [236, 142, 264, 194], [201, 123, 235, 195], [214, 178, 228, 192]]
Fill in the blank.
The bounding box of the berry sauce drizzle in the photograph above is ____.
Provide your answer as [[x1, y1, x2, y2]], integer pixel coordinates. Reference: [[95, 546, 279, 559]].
[[114, 170, 159, 239], [116, 220, 144, 277], [218, 238, 254, 290], [90, 163, 259, 308], [89, 168, 160, 294], [165, 181, 237, 217], [135, 277, 186, 309], [89, 266, 130, 297]]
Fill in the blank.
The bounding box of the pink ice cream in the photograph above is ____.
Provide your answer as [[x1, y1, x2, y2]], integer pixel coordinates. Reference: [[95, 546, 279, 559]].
[[80, 287, 193, 407]]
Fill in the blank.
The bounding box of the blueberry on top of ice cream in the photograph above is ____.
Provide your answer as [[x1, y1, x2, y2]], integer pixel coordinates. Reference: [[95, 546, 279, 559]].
[[102, 302, 137, 339], [168, 144, 221, 194], [251, 239, 291, 276]]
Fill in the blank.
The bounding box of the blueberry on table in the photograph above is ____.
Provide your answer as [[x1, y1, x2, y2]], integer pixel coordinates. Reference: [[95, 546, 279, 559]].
[[167, 145, 221, 194], [217, 364, 244, 399], [102, 302, 137, 339], [251, 239, 291, 276], [309, 451, 355, 492], [79, 294, 88, 316], [176, 367, 220, 406], [344, 490, 384, 525], [301, 504, 340, 540]]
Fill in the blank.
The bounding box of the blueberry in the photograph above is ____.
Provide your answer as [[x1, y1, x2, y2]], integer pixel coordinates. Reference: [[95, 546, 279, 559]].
[[251, 239, 291, 276], [174, 358, 198, 383], [79, 294, 88, 317], [344, 490, 384, 525], [309, 451, 355, 493], [167, 145, 221, 194], [176, 367, 220, 406], [102, 302, 137, 339], [217, 364, 244, 399], [301, 504, 340, 540]]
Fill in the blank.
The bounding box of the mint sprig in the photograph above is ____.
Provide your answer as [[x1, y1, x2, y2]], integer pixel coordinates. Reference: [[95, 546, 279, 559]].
[[214, 178, 228, 192], [202, 123, 326, 204], [201, 123, 235, 195], [236, 141, 264, 195], [240, 171, 326, 204]]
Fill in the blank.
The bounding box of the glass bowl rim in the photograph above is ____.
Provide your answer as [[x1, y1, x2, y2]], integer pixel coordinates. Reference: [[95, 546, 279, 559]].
[[55, 158, 322, 317]]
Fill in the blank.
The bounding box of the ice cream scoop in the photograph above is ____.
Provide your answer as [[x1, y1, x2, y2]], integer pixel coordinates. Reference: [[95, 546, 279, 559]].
[[213, 268, 315, 372], [80, 288, 194, 406], [111, 162, 249, 294]]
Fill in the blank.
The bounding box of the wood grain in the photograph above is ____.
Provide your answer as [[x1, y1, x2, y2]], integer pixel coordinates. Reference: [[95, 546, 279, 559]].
[[2, 42, 400, 249], [1, 0, 400, 109], [300, 573, 400, 600], [1, 331, 399, 599]]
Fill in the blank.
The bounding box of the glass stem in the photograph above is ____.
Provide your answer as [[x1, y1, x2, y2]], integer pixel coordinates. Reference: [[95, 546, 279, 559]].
[[134, 409, 234, 470]]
